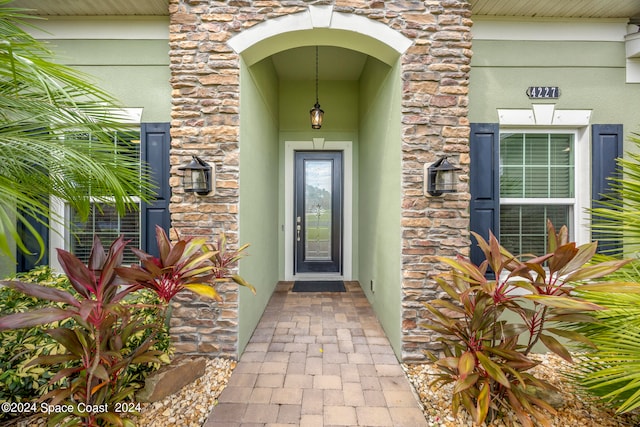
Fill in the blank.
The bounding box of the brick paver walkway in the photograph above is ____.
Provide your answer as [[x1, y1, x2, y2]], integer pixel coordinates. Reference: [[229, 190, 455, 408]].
[[204, 281, 428, 427]]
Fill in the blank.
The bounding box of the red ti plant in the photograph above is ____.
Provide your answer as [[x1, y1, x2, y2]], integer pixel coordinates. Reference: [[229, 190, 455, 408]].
[[423, 220, 631, 427], [115, 226, 255, 302], [0, 226, 255, 426], [210, 231, 253, 287], [0, 235, 162, 426]]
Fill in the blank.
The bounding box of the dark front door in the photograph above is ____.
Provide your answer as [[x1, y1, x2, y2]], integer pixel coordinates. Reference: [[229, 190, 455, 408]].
[[294, 151, 343, 274]]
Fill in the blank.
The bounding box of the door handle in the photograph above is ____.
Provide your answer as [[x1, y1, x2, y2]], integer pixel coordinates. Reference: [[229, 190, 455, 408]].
[[296, 224, 301, 241]]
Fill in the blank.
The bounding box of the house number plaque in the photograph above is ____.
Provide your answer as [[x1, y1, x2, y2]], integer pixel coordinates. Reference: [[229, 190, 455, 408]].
[[526, 86, 559, 99]]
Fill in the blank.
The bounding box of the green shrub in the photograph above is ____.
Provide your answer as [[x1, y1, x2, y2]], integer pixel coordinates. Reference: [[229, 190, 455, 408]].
[[117, 288, 172, 386], [422, 221, 630, 426], [0, 267, 75, 407]]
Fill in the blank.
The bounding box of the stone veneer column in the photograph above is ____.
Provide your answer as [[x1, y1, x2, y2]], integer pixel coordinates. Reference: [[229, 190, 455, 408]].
[[398, 1, 473, 361], [168, 0, 472, 361]]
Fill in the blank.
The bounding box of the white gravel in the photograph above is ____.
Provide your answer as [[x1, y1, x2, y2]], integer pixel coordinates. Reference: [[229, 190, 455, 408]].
[[404, 353, 640, 427], [135, 357, 236, 427]]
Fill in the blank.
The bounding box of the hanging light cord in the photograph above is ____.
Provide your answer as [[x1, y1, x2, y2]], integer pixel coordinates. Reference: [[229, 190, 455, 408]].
[[315, 46, 319, 104]]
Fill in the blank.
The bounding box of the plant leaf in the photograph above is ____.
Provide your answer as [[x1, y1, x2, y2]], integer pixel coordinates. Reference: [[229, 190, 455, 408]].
[[99, 234, 128, 291], [230, 274, 256, 294], [183, 283, 222, 301], [47, 327, 85, 356], [0, 307, 71, 330], [458, 351, 475, 377], [476, 352, 510, 388], [476, 380, 490, 425], [539, 333, 573, 362], [578, 281, 640, 293], [91, 380, 110, 396], [89, 363, 109, 381], [96, 412, 126, 427], [564, 259, 632, 282], [453, 373, 479, 394], [484, 346, 539, 370], [522, 294, 603, 311], [547, 312, 597, 323], [1, 280, 79, 306], [546, 327, 596, 348], [56, 248, 95, 297], [548, 243, 579, 273], [165, 239, 187, 266], [506, 389, 534, 427], [436, 256, 487, 285]]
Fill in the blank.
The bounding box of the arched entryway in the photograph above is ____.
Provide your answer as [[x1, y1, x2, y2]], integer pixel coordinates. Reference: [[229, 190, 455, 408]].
[[168, 2, 472, 362], [230, 5, 411, 357]]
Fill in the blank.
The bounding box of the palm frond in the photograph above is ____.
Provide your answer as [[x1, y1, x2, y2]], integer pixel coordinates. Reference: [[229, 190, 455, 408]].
[[0, 3, 155, 258]]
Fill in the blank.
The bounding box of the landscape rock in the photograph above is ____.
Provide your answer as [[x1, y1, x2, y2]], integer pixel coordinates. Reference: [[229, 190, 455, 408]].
[[136, 356, 207, 403]]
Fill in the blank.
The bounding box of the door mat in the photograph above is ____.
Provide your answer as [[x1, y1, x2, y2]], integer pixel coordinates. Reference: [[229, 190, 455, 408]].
[[292, 280, 346, 293]]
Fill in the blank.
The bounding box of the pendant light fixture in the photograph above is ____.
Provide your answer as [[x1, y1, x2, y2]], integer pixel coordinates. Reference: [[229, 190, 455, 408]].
[[310, 46, 324, 129]]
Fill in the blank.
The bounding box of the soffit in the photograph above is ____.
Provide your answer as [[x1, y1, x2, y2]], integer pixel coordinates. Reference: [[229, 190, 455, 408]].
[[470, 0, 640, 20], [271, 46, 368, 81], [8, 0, 169, 16], [8, 1, 640, 20]]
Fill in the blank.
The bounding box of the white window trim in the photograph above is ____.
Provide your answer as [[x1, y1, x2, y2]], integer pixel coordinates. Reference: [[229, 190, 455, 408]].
[[497, 105, 592, 248], [50, 198, 142, 273], [49, 197, 66, 272]]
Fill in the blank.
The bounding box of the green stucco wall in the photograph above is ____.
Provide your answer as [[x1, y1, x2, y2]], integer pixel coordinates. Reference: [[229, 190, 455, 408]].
[[469, 36, 640, 351], [251, 54, 404, 357], [277, 78, 360, 281], [238, 59, 281, 353], [469, 40, 640, 142], [357, 58, 403, 357], [279, 80, 359, 132], [49, 39, 171, 122]]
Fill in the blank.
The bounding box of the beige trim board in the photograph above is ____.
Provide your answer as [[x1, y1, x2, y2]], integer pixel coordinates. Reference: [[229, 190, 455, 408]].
[[284, 140, 353, 281]]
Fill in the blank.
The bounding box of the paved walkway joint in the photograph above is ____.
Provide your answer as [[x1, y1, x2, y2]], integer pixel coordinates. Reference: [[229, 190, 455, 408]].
[[205, 281, 428, 427]]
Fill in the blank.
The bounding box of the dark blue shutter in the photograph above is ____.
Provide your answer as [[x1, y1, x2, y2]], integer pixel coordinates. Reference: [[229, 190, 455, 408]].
[[17, 131, 50, 272], [16, 209, 49, 273], [469, 123, 500, 269], [141, 123, 171, 258], [591, 124, 622, 254]]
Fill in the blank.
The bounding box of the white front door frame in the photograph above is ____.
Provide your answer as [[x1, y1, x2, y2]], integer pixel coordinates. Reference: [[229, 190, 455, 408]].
[[284, 139, 353, 281]]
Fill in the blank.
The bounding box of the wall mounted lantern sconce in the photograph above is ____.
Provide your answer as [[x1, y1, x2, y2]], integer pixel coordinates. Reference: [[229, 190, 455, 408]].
[[179, 155, 213, 195], [425, 156, 461, 196], [310, 46, 324, 129]]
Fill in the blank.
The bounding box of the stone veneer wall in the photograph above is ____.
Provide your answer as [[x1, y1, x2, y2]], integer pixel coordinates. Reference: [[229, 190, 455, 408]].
[[168, 0, 472, 361]]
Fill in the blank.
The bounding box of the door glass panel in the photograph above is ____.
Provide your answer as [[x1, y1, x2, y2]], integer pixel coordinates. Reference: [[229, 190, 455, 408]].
[[304, 160, 332, 260]]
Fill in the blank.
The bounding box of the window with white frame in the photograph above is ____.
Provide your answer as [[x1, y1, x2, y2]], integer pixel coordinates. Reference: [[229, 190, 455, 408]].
[[68, 201, 140, 265], [66, 129, 141, 265], [499, 129, 588, 256]]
